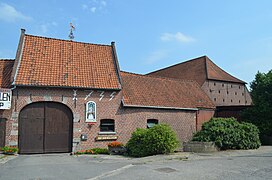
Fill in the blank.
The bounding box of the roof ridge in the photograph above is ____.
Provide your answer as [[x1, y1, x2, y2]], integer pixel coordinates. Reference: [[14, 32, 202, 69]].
[[122, 70, 201, 85], [25, 34, 112, 47], [121, 71, 145, 76], [146, 55, 207, 75], [0, 59, 15, 61]]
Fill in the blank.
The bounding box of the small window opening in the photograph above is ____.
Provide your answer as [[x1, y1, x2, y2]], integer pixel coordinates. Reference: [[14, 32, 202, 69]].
[[100, 119, 115, 132], [147, 119, 159, 128]]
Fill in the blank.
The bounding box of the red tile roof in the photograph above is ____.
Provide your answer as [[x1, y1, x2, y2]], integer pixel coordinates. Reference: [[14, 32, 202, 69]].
[[121, 71, 215, 109], [0, 59, 14, 88], [205, 57, 245, 83], [148, 56, 245, 85], [13, 34, 121, 89]]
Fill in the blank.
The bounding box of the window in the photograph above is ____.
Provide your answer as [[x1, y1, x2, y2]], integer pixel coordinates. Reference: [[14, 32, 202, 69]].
[[214, 83, 216, 86], [100, 119, 115, 132], [86, 101, 96, 122], [147, 119, 158, 128], [222, 84, 224, 87], [218, 90, 221, 94], [214, 98, 216, 102]]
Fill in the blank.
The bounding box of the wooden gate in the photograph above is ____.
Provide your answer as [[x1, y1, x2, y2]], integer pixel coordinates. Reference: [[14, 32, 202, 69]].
[[19, 102, 73, 154], [0, 118, 6, 148]]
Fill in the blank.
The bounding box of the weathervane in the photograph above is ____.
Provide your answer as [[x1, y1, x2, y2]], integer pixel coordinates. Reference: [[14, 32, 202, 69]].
[[69, 23, 75, 40]]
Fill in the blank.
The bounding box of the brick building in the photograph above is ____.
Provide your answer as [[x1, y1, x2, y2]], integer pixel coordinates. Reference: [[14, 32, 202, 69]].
[[0, 30, 215, 154], [148, 56, 252, 120]]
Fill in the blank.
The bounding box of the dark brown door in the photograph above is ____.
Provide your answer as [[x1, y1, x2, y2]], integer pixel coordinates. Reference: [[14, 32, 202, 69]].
[[0, 118, 6, 148], [19, 102, 73, 154]]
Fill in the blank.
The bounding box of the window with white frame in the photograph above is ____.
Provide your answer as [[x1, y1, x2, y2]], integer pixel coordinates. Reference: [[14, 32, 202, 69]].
[[100, 119, 115, 132], [86, 101, 96, 122]]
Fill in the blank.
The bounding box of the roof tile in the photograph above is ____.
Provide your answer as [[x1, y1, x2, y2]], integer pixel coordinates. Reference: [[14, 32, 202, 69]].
[[0, 59, 14, 88], [121, 71, 215, 109], [14, 35, 121, 89], [148, 56, 245, 85]]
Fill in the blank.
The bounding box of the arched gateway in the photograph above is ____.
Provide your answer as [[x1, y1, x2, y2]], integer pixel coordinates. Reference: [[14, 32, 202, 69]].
[[19, 102, 73, 154]]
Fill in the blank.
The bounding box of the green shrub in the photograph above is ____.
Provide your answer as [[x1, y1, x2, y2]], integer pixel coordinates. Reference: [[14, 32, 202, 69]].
[[1, 146, 18, 154], [126, 124, 179, 157], [74, 148, 109, 155], [91, 148, 109, 154], [192, 117, 261, 150]]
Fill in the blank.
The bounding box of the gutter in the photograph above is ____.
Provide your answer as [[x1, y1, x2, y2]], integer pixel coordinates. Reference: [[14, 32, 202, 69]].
[[122, 100, 198, 111]]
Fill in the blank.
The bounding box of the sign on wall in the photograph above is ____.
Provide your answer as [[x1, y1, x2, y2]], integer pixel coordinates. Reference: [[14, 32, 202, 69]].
[[0, 89, 12, 109]]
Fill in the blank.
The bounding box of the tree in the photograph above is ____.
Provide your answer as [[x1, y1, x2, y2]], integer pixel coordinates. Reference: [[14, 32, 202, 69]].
[[242, 70, 272, 137]]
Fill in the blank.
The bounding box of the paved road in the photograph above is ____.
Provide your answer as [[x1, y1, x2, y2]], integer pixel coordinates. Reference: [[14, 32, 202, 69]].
[[1, 147, 272, 180]]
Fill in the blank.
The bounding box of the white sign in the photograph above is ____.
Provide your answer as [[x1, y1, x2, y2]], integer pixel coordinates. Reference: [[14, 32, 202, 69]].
[[0, 89, 12, 109]]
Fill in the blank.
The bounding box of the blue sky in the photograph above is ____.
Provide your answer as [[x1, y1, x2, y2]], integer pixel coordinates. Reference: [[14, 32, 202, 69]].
[[0, 1, 272, 85]]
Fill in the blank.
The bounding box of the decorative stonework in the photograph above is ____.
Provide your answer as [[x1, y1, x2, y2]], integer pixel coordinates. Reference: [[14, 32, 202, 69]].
[[10, 130, 18, 135], [44, 95, 52, 101], [73, 113, 80, 122], [8, 141, 18, 146], [11, 112, 18, 120]]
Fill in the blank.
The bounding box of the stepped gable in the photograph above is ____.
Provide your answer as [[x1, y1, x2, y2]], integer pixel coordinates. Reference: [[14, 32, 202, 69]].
[[121, 71, 215, 109]]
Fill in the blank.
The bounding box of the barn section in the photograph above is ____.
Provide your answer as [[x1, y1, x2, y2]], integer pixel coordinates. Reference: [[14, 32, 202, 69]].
[[120, 72, 215, 142], [4, 29, 122, 153], [148, 56, 252, 121]]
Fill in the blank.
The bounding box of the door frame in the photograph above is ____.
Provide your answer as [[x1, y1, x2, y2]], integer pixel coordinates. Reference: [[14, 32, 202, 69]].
[[18, 101, 73, 154], [0, 118, 6, 148]]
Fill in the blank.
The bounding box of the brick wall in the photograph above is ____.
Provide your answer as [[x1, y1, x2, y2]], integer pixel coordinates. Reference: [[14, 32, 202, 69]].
[[202, 80, 252, 106], [196, 110, 214, 131], [2, 87, 197, 152]]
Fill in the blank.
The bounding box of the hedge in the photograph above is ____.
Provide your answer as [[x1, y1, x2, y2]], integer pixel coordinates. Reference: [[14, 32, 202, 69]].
[[192, 117, 261, 150]]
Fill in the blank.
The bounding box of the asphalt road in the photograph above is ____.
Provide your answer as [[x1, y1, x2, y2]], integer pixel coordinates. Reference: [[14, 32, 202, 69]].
[[1, 147, 272, 180]]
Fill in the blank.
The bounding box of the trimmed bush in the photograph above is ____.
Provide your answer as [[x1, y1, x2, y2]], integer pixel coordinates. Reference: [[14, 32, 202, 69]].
[[126, 124, 179, 157], [74, 148, 109, 155], [192, 117, 261, 150]]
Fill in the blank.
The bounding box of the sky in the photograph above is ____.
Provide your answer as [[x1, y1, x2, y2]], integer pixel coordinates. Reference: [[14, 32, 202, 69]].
[[0, 0, 272, 86]]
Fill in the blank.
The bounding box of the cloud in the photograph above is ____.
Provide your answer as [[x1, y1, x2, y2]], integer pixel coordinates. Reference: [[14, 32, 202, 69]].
[[145, 50, 169, 65], [161, 32, 195, 43], [90, 7, 96, 13], [82, 4, 88, 10], [39, 22, 58, 34], [82, 0, 107, 13], [0, 3, 32, 22], [101, 1, 107, 6]]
